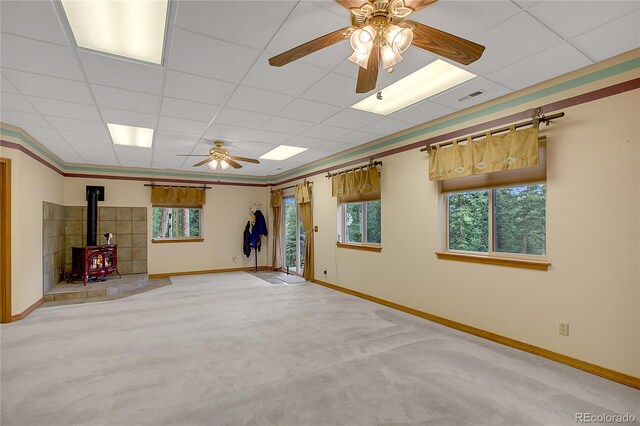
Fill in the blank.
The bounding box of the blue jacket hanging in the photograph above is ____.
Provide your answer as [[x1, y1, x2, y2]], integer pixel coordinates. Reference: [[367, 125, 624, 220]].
[[243, 221, 252, 257], [251, 210, 268, 251]]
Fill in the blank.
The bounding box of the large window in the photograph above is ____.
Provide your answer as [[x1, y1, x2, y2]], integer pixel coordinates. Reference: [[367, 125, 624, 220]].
[[339, 200, 381, 245], [283, 196, 305, 274], [152, 207, 202, 240], [446, 184, 546, 257]]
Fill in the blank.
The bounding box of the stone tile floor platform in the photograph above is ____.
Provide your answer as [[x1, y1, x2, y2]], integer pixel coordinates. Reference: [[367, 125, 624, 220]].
[[43, 274, 170, 306]]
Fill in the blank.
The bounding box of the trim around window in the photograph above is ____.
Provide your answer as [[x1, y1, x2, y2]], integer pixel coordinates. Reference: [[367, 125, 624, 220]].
[[152, 238, 204, 244], [336, 242, 382, 252], [436, 251, 549, 270]]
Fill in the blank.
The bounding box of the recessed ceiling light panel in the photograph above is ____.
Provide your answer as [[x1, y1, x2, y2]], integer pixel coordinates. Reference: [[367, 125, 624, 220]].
[[108, 123, 154, 148], [259, 145, 308, 161], [61, 0, 168, 64], [351, 59, 476, 115]]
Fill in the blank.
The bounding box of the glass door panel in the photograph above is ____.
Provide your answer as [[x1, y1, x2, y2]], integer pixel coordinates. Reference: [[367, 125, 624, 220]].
[[283, 196, 304, 275]]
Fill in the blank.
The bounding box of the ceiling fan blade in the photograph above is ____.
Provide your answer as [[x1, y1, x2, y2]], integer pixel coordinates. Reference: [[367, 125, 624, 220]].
[[269, 26, 353, 67], [334, 0, 365, 9], [225, 159, 243, 169], [356, 45, 379, 94], [407, 20, 485, 65], [228, 156, 260, 164], [193, 158, 213, 167], [404, 0, 438, 12]]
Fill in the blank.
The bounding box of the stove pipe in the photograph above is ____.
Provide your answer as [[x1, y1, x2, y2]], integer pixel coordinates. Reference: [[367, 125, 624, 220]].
[[86, 186, 104, 246]]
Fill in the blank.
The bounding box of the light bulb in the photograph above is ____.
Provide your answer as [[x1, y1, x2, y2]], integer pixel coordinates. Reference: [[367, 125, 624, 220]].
[[348, 50, 371, 68], [380, 44, 403, 69], [207, 159, 219, 170], [386, 25, 413, 54], [350, 26, 375, 55], [220, 160, 230, 170]]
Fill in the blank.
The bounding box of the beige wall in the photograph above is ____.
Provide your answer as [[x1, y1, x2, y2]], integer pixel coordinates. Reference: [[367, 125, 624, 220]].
[[0, 148, 64, 314], [305, 80, 639, 376], [63, 179, 270, 275]]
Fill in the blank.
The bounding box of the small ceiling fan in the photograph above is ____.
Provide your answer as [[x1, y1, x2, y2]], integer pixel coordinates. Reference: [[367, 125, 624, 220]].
[[269, 0, 485, 93], [177, 141, 260, 170]]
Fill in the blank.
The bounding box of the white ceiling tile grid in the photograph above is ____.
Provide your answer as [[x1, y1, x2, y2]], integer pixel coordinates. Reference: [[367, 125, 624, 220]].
[[0, 0, 637, 177]]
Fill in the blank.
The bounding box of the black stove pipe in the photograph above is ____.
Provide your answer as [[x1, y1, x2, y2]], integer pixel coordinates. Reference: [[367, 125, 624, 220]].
[[86, 186, 102, 246]]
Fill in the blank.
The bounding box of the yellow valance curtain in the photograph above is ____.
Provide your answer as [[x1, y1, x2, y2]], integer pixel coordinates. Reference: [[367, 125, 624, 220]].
[[270, 189, 282, 208], [331, 166, 380, 198], [428, 126, 539, 181], [151, 186, 206, 207]]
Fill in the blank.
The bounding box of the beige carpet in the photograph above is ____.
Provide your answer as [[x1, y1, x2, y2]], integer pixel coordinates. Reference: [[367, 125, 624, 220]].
[[1, 272, 638, 425]]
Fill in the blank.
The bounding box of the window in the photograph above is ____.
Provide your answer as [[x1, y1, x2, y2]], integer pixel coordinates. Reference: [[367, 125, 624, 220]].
[[339, 200, 381, 245], [152, 207, 202, 241], [446, 184, 546, 257]]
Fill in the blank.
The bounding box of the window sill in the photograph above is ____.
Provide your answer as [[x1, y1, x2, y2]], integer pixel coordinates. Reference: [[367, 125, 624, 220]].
[[336, 242, 382, 252], [152, 238, 204, 244], [435, 251, 549, 271]]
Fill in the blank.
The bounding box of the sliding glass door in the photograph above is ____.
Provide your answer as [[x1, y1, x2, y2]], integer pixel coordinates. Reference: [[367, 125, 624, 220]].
[[283, 196, 305, 275]]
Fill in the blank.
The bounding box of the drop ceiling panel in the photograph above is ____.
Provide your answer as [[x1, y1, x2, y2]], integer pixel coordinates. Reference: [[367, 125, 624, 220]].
[[285, 136, 329, 149], [21, 126, 62, 145], [571, 11, 640, 61], [242, 53, 328, 96], [152, 154, 188, 170], [0, 34, 83, 81], [28, 97, 101, 121], [175, 1, 296, 50], [153, 130, 201, 152], [527, 1, 640, 39], [1, 75, 18, 93], [163, 70, 234, 105], [44, 116, 106, 133], [214, 107, 271, 129], [429, 77, 511, 110], [100, 108, 158, 129], [160, 97, 220, 122], [114, 146, 153, 168], [468, 12, 563, 75], [335, 130, 379, 145], [169, 28, 259, 83], [91, 85, 161, 115], [389, 100, 458, 125], [316, 140, 353, 152], [79, 51, 165, 95], [302, 73, 366, 107], [278, 99, 342, 124], [0, 110, 51, 128], [204, 124, 256, 141], [60, 130, 119, 164], [226, 85, 295, 115], [1, 92, 38, 113], [37, 137, 84, 163], [488, 43, 592, 91], [267, 2, 348, 61], [360, 118, 413, 136], [248, 130, 293, 144], [158, 116, 210, 135], [301, 124, 351, 140], [233, 140, 280, 156], [2, 69, 94, 104], [322, 108, 382, 130], [261, 117, 314, 135], [0, 0, 69, 46]]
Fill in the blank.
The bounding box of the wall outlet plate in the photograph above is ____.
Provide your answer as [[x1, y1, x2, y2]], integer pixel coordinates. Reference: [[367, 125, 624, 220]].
[[559, 322, 569, 336]]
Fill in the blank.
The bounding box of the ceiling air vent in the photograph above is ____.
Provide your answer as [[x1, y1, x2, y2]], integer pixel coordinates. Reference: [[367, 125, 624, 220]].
[[458, 90, 484, 102]]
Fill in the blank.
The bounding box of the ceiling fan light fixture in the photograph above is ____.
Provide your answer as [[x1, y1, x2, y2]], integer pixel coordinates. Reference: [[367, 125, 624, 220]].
[[208, 159, 219, 170], [350, 26, 376, 55], [220, 160, 230, 170], [380, 44, 403, 69], [386, 25, 413, 54], [349, 50, 371, 69]]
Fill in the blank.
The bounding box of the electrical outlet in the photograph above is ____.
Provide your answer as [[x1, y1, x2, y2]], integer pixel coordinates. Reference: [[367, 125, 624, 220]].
[[323, 269, 327, 275], [559, 322, 569, 336]]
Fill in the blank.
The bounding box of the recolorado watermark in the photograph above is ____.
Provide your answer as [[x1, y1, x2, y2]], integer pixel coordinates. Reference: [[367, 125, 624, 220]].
[[576, 413, 636, 423]]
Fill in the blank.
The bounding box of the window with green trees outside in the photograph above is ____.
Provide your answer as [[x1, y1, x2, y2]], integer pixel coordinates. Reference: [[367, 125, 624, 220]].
[[152, 207, 202, 240], [447, 184, 546, 256], [340, 200, 381, 245]]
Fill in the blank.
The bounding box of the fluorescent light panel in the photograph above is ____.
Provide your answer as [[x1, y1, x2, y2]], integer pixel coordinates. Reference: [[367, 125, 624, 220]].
[[108, 123, 154, 148], [61, 0, 168, 64], [259, 145, 308, 161], [351, 59, 476, 115]]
